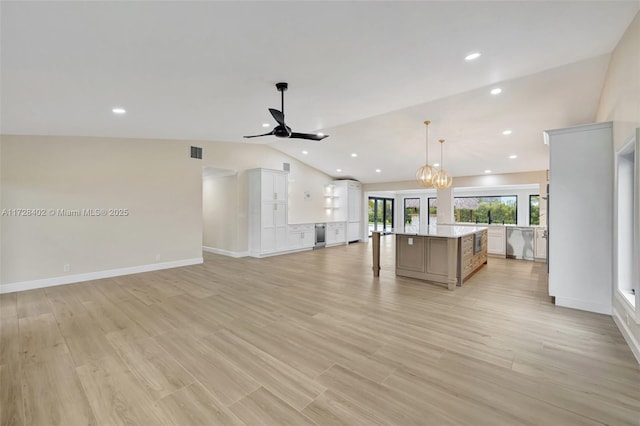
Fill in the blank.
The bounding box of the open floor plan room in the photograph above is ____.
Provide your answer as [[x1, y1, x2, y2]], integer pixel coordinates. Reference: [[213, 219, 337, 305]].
[[2, 2, 640, 425], [2, 241, 639, 425]]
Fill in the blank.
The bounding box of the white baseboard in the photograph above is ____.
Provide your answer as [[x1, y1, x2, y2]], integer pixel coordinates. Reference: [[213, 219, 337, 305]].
[[202, 246, 249, 258], [0, 257, 203, 294], [554, 296, 612, 315], [613, 307, 640, 365], [248, 247, 313, 258]]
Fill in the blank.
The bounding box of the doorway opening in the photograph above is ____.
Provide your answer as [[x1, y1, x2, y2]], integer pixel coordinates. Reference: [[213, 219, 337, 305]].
[[202, 167, 238, 256]]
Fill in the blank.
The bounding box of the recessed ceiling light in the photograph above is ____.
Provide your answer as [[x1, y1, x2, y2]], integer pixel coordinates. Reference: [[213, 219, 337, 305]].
[[112, 107, 126, 114], [336, 168, 342, 173], [351, 153, 358, 158], [375, 169, 381, 173], [509, 154, 517, 159], [490, 88, 502, 95], [433, 163, 440, 167], [302, 150, 308, 155], [262, 123, 270, 128], [317, 132, 324, 137], [484, 170, 492, 174], [465, 52, 481, 61], [502, 129, 512, 135]]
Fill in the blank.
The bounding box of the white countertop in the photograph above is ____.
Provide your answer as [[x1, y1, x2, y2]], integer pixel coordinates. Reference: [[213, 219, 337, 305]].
[[455, 223, 546, 228], [288, 220, 347, 225], [396, 224, 487, 238]]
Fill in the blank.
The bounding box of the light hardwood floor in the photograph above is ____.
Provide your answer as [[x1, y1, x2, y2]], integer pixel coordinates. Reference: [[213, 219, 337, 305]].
[[1, 237, 639, 425]]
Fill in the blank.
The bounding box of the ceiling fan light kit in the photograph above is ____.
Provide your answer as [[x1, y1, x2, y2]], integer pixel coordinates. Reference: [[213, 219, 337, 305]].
[[415, 120, 439, 188], [243, 82, 329, 141]]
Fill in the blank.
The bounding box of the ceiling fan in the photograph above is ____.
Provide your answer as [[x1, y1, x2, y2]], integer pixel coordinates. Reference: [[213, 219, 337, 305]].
[[244, 82, 329, 141]]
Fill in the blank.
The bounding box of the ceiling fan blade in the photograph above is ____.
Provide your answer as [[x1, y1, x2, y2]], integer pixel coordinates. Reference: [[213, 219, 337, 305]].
[[289, 132, 329, 141], [243, 130, 275, 138], [269, 108, 285, 126]]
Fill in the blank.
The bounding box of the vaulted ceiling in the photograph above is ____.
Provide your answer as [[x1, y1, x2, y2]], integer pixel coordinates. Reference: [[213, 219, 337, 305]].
[[2, 1, 637, 183]]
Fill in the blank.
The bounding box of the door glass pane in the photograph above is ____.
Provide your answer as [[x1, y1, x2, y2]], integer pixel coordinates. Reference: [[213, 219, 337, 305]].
[[369, 198, 376, 236], [404, 198, 420, 233], [384, 199, 393, 233]]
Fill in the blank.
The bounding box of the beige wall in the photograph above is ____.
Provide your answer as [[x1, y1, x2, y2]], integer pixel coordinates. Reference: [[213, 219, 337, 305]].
[[1, 135, 203, 285], [596, 12, 640, 150], [1, 135, 334, 286], [596, 12, 640, 361]]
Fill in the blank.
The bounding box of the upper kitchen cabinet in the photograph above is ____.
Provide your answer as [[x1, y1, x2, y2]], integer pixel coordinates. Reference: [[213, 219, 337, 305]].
[[546, 122, 613, 315], [260, 169, 288, 203]]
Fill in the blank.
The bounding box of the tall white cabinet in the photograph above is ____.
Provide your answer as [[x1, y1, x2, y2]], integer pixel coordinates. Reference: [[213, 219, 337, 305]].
[[546, 122, 613, 314], [248, 168, 289, 256], [333, 180, 362, 242]]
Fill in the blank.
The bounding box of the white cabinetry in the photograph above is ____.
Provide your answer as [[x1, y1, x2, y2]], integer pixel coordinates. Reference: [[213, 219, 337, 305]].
[[333, 180, 362, 242], [326, 222, 346, 246], [288, 224, 314, 250], [249, 168, 289, 257], [546, 122, 613, 314], [487, 225, 506, 257]]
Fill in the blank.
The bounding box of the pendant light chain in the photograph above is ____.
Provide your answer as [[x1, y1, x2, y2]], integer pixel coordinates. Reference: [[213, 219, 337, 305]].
[[415, 120, 438, 188]]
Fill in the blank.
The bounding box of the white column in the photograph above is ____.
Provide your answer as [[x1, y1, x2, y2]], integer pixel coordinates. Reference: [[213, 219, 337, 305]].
[[436, 187, 454, 225]]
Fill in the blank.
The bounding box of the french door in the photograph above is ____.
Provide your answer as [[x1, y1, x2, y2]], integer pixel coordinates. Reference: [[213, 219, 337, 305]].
[[368, 197, 394, 236]]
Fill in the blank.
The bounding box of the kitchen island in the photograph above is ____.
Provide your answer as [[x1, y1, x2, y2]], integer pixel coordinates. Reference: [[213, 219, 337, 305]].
[[396, 225, 488, 290]]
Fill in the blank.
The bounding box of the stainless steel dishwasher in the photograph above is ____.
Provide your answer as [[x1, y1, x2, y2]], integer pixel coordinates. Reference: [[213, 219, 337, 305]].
[[506, 227, 535, 260]]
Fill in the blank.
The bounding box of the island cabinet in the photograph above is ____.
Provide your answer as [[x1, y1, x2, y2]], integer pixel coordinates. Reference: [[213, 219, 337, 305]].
[[460, 231, 488, 281], [396, 226, 488, 290]]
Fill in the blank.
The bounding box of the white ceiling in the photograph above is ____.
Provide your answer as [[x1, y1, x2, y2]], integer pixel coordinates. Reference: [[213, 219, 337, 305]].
[[2, 1, 637, 183]]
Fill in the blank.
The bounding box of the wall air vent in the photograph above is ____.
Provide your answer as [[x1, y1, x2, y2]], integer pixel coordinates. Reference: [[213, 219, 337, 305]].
[[190, 146, 203, 159], [283, 162, 290, 172]]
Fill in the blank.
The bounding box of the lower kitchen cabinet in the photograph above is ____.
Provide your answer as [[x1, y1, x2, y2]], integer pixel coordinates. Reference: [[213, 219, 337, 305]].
[[487, 225, 506, 257], [287, 224, 315, 250], [326, 222, 347, 246]]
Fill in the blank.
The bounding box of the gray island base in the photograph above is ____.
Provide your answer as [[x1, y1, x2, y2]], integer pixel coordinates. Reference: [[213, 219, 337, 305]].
[[395, 225, 488, 290]]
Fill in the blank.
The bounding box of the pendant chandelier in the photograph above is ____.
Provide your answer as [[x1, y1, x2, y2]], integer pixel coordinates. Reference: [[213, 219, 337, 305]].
[[415, 120, 438, 187], [433, 139, 453, 189]]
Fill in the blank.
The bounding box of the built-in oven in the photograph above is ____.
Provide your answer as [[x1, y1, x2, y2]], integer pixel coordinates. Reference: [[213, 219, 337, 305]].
[[473, 231, 483, 254], [314, 223, 326, 249]]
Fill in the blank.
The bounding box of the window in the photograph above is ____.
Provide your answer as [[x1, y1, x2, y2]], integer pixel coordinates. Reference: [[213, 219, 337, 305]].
[[428, 197, 437, 225], [403, 198, 420, 232], [454, 196, 517, 224], [529, 195, 540, 225], [615, 134, 637, 309]]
